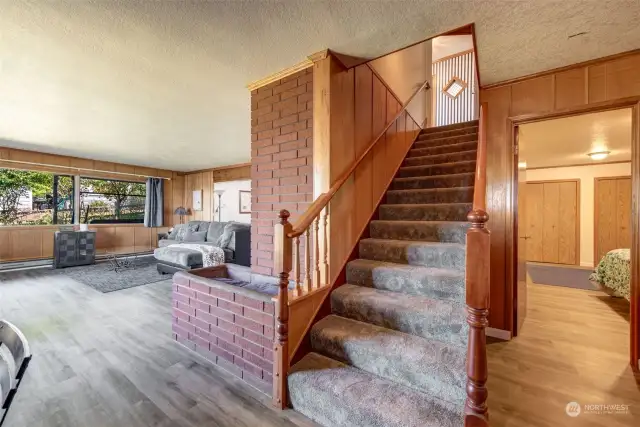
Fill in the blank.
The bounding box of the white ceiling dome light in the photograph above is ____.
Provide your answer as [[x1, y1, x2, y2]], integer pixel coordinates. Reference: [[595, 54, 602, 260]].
[[587, 151, 611, 161]]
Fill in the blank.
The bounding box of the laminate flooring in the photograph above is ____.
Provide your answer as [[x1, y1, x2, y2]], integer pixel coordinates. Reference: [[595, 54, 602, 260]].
[[488, 283, 640, 426], [0, 270, 318, 427]]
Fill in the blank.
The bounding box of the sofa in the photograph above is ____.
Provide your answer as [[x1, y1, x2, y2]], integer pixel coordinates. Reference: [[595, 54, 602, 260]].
[[154, 220, 250, 274]]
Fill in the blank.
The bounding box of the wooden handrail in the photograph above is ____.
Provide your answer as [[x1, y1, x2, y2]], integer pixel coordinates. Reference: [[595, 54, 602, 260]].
[[464, 102, 490, 427], [288, 79, 430, 238], [472, 105, 488, 211]]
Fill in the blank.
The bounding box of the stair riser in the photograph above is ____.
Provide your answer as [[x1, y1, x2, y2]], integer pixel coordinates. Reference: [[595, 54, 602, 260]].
[[379, 204, 472, 221], [331, 289, 468, 346], [421, 120, 478, 133], [418, 126, 478, 141], [359, 240, 465, 270], [310, 319, 466, 404], [386, 188, 473, 205], [391, 174, 474, 190], [408, 141, 477, 158], [370, 222, 468, 243], [396, 162, 476, 178], [413, 133, 478, 149], [403, 151, 477, 167], [346, 262, 465, 302]]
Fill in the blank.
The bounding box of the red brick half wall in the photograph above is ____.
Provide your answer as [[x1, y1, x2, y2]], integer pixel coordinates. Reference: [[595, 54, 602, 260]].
[[250, 68, 313, 276], [172, 272, 275, 395]]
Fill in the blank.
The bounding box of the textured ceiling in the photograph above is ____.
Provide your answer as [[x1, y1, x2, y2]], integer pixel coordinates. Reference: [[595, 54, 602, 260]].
[[520, 109, 632, 169], [1, 1, 640, 171]]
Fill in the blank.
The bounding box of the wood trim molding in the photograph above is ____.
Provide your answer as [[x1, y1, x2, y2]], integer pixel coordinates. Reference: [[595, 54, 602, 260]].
[[432, 49, 475, 65], [487, 327, 512, 341], [482, 48, 640, 90], [526, 160, 631, 170], [181, 162, 251, 175], [247, 59, 313, 91], [308, 49, 329, 63]]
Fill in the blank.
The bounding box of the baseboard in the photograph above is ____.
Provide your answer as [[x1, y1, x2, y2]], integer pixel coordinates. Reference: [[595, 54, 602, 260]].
[[487, 327, 512, 341]]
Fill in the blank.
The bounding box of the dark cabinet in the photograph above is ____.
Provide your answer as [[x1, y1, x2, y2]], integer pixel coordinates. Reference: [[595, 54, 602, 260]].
[[53, 231, 96, 268]]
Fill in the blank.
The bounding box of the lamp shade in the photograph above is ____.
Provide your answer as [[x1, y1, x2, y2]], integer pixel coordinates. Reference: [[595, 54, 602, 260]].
[[174, 206, 187, 215]]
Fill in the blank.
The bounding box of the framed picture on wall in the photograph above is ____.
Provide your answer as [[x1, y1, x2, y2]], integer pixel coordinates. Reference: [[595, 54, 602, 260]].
[[239, 190, 251, 214], [193, 190, 202, 211]]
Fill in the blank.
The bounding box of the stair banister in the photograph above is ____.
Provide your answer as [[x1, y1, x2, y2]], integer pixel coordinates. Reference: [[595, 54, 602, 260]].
[[272, 79, 429, 408], [465, 102, 490, 426]]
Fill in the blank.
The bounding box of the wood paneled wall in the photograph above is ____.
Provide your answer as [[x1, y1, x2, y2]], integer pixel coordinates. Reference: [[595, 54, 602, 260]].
[[480, 50, 640, 331], [181, 164, 251, 222], [313, 56, 421, 282], [0, 224, 170, 262]]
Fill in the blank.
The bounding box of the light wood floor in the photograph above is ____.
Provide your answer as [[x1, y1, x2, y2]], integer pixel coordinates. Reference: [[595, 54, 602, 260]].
[[0, 271, 318, 427], [2, 270, 638, 426], [488, 283, 640, 426]]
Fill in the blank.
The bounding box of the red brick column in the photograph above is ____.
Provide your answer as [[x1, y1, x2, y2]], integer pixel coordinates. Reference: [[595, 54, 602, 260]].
[[250, 68, 313, 276]]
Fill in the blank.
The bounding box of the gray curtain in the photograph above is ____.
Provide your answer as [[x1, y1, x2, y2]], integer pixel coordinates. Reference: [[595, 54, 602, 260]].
[[144, 178, 164, 227]]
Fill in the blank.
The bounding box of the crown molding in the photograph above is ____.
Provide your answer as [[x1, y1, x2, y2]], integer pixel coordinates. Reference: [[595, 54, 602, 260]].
[[246, 59, 313, 91]]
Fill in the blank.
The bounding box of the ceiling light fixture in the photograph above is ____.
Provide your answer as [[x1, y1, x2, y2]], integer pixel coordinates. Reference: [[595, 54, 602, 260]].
[[587, 151, 610, 161]]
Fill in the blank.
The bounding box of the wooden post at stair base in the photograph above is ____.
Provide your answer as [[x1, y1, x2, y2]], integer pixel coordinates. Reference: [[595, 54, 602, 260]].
[[465, 209, 490, 427], [273, 210, 292, 409]]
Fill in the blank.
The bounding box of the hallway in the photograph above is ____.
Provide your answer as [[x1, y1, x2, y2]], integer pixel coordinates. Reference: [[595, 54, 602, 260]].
[[488, 282, 639, 426]]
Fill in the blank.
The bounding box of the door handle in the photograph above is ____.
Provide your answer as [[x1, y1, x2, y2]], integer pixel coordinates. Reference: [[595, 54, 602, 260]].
[[519, 236, 531, 240]]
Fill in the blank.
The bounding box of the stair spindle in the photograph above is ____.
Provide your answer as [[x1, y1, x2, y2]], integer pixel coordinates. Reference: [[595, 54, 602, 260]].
[[314, 216, 321, 289], [304, 228, 311, 292], [294, 236, 302, 296], [322, 206, 329, 286]]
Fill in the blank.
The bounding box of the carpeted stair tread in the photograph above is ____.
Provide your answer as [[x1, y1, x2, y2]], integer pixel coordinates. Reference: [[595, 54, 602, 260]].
[[408, 140, 478, 158], [391, 172, 475, 190], [413, 133, 478, 149], [288, 352, 462, 427], [403, 149, 477, 167], [397, 160, 476, 178], [359, 238, 465, 270], [310, 315, 466, 403], [417, 126, 478, 141], [346, 258, 465, 302], [386, 186, 474, 204], [379, 202, 472, 222], [331, 284, 467, 346], [370, 220, 469, 243]]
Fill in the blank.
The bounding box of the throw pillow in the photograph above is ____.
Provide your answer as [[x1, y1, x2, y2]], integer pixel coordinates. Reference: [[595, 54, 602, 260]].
[[168, 224, 186, 240], [183, 230, 207, 242], [217, 222, 249, 248]]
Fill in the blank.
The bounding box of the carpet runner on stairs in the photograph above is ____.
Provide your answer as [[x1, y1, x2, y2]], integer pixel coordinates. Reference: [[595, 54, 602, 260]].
[[288, 119, 478, 427]]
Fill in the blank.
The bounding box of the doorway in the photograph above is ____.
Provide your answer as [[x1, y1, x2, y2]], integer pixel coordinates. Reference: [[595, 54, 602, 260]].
[[509, 100, 640, 371]]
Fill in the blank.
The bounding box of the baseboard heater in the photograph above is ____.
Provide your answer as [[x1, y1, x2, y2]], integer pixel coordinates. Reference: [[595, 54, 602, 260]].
[[0, 321, 31, 426]]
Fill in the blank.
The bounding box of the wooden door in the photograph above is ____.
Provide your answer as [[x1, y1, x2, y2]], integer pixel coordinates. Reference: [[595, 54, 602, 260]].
[[525, 180, 580, 265], [594, 177, 632, 263]]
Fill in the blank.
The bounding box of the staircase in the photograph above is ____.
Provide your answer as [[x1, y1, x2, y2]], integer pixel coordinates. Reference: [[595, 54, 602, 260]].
[[287, 120, 479, 427]]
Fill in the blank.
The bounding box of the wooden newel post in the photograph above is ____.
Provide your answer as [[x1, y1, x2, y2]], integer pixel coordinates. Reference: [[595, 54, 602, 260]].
[[273, 209, 292, 409], [465, 209, 490, 427]]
